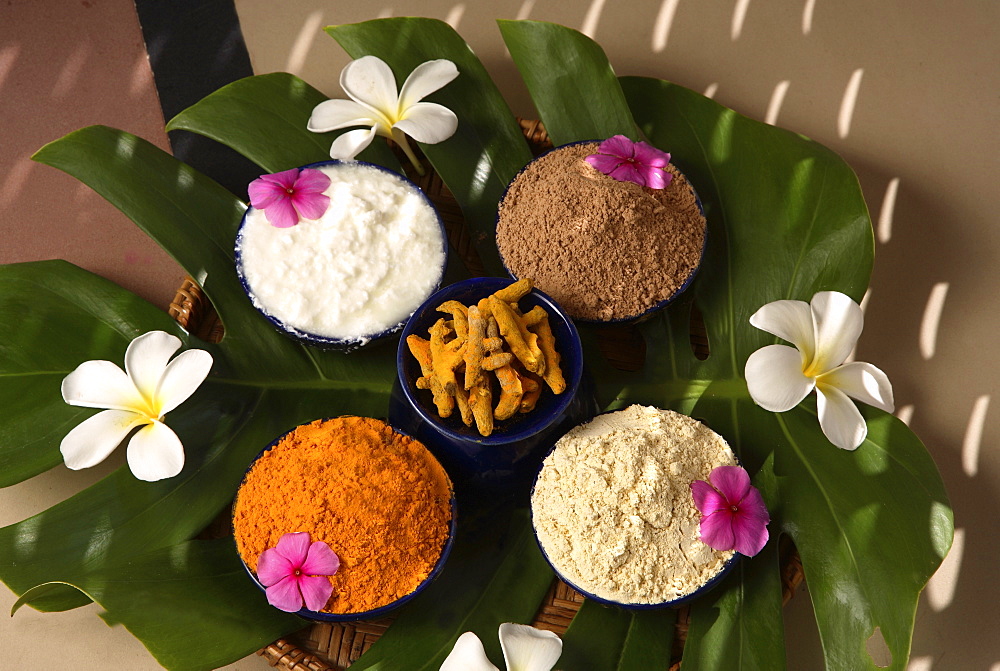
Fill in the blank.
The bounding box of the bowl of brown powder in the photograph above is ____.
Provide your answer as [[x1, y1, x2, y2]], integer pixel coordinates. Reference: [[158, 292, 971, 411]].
[[496, 141, 707, 323], [530, 405, 738, 609], [231, 416, 456, 621]]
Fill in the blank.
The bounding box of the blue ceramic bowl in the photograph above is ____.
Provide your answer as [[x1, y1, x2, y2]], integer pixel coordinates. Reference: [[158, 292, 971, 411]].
[[532, 535, 738, 611], [233, 418, 457, 622], [235, 160, 447, 351], [391, 277, 592, 489], [528, 409, 739, 610], [496, 141, 707, 326]]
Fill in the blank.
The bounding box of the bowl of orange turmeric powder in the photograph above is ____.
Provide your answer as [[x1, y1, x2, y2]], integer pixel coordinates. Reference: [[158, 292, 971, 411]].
[[391, 277, 593, 490], [231, 416, 456, 620]]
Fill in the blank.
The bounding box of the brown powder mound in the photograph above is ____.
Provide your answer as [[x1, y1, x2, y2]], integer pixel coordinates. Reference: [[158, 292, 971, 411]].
[[496, 142, 706, 321]]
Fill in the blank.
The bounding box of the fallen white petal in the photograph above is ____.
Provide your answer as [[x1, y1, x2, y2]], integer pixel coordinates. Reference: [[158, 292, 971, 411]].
[[816, 382, 867, 450], [307, 98, 380, 133], [439, 632, 500, 671], [125, 331, 181, 405], [329, 125, 378, 160], [818, 361, 894, 413], [397, 59, 459, 110], [60, 409, 144, 470], [61, 360, 146, 413], [156, 348, 213, 415], [126, 420, 185, 481], [393, 101, 459, 144], [745, 344, 815, 412], [499, 623, 562, 671], [749, 298, 815, 362], [340, 55, 399, 116], [809, 291, 863, 375]]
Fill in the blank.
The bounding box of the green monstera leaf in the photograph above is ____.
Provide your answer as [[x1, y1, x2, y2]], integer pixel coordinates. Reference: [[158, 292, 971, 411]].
[[166, 71, 403, 175], [0, 16, 951, 671], [0, 24, 547, 666], [11, 539, 303, 671], [327, 18, 535, 278], [498, 20, 951, 671]]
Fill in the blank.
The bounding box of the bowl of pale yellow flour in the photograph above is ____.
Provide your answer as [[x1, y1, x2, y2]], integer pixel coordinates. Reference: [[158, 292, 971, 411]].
[[530, 405, 738, 609]]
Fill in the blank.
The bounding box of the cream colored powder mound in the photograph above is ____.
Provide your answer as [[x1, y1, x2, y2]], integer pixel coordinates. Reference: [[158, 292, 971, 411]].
[[531, 405, 737, 604]]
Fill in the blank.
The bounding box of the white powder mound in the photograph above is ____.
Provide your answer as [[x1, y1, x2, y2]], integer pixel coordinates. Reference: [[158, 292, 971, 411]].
[[237, 162, 445, 341], [531, 405, 737, 604]]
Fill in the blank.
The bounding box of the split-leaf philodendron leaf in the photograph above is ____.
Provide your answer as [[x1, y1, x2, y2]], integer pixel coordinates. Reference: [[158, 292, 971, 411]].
[[0, 17, 950, 671]]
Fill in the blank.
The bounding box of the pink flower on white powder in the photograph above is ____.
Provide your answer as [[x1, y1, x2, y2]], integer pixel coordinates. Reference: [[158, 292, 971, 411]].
[[247, 167, 331, 229]]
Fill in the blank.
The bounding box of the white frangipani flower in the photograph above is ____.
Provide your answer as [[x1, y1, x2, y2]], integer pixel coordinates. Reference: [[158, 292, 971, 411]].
[[745, 291, 894, 450], [440, 623, 562, 671], [60, 331, 213, 482], [307, 55, 459, 175]]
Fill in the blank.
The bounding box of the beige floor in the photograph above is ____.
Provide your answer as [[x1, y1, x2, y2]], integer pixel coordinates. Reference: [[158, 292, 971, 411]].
[[1, 0, 998, 668]]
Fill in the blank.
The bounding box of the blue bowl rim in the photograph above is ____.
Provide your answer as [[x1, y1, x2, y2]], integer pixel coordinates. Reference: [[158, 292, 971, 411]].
[[528, 406, 741, 610], [396, 276, 585, 447], [496, 139, 708, 326], [232, 416, 458, 622], [234, 159, 449, 349]]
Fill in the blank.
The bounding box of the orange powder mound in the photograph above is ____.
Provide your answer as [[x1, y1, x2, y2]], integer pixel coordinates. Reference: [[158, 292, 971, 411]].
[[232, 416, 453, 614]]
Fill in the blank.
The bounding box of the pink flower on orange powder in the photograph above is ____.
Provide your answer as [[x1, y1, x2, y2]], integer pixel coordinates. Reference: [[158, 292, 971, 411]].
[[248, 167, 331, 229], [691, 465, 770, 557], [257, 532, 340, 612], [585, 135, 673, 189]]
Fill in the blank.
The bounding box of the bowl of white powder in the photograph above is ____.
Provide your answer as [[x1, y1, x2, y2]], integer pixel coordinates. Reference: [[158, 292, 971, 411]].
[[235, 160, 447, 350], [530, 405, 739, 609]]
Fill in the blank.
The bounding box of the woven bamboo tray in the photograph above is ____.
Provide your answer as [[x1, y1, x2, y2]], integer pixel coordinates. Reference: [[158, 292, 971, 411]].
[[168, 120, 805, 670]]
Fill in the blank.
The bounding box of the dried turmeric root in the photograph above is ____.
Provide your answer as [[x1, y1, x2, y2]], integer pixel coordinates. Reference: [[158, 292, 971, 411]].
[[429, 318, 466, 395], [407, 335, 453, 417], [482, 351, 513, 371], [492, 278, 533, 304], [530, 315, 566, 394], [468, 380, 494, 436], [453, 384, 474, 427], [464, 305, 487, 391], [519, 372, 544, 413], [494, 364, 524, 421], [437, 300, 469, 339], [407, 278, 565, 436], [488, 296, 544, 375], [521, 305, 547, 328]]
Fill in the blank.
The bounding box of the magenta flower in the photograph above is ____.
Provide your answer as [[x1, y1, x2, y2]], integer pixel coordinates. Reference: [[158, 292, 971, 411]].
[[691, 465, 770, 557], [247, 167, 331, 229], [256, 532, 340, 612], [584, 135, 673, 189]]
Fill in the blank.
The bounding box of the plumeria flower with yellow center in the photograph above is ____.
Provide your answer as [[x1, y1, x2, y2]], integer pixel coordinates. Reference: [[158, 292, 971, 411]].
[[440, 623, 562, 671], [745, 291, 893, 450], [307, 55, 459, 176], [60, 331, 213, 481]]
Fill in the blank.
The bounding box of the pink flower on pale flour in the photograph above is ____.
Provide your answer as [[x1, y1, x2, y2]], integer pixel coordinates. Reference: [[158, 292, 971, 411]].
[[247, 167, 331, 229], [257, 532, 340, 612], [691, 465, 770, 557], [585, 135, 673, 189]]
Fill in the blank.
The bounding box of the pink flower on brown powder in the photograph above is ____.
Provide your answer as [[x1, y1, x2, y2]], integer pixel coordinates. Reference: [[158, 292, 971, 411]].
[[585, 135, 673, 189]]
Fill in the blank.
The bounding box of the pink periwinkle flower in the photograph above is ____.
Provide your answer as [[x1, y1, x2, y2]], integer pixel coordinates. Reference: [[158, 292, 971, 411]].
[[247, 167, 331, 229], [256, 532, 340, 612], [691, 465, 770, 557], [584, 135, 673, 189]]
